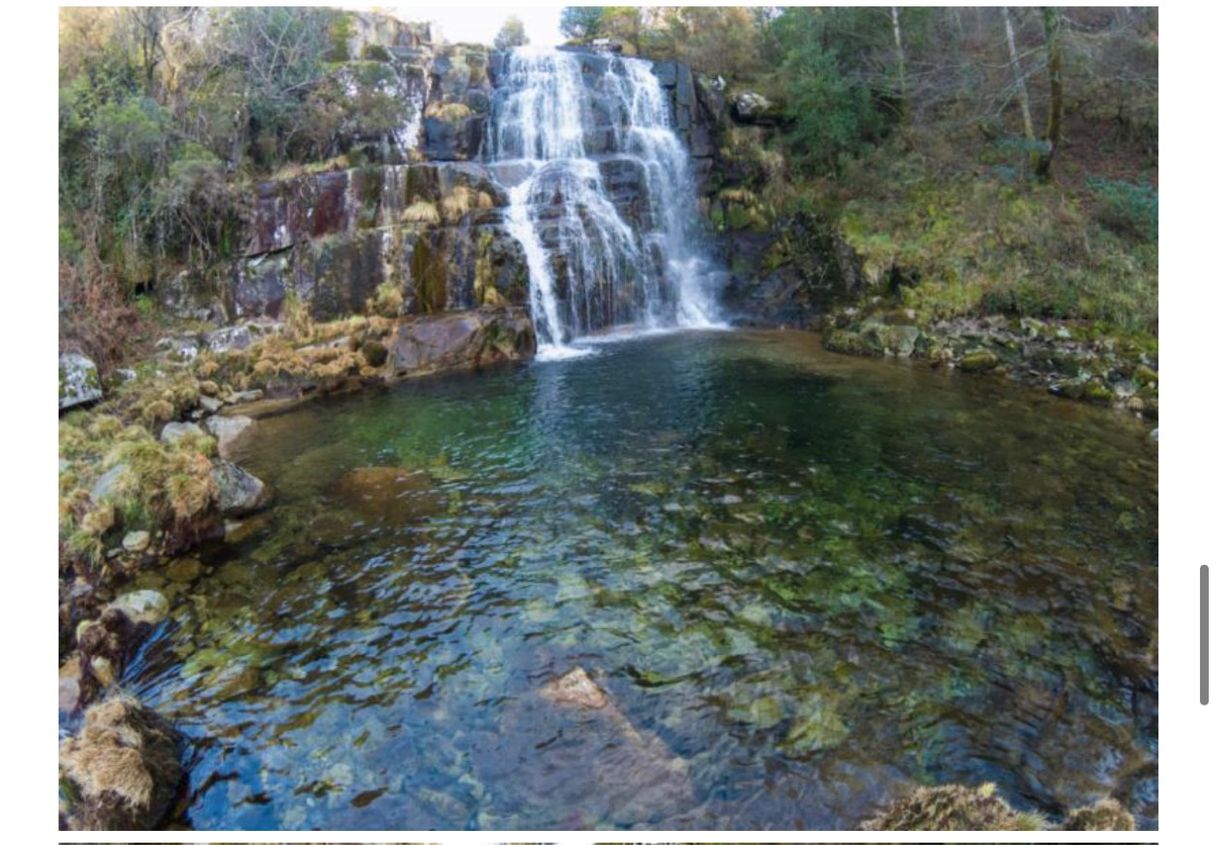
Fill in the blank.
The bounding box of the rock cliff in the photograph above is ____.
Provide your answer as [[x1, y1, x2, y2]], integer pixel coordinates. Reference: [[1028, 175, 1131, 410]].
[[160, 23, 734, 328]]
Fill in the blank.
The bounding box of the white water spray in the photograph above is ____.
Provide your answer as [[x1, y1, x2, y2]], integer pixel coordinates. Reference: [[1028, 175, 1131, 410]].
[[490, 47, 720, 356]]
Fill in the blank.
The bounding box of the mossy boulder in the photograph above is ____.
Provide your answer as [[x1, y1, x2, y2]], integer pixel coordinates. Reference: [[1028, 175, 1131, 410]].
[[211, 461, 272, 517], [1083, 379, 1116, 403], [958, 348, 1000, 372], [823, 328, 880, 357]]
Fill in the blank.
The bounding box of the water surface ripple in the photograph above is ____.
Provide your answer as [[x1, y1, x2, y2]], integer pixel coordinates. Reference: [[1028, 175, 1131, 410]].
[[127, 330, 1158, 830]]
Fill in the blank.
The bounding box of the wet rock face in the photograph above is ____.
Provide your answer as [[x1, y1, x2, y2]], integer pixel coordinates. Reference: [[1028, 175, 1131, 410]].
[[422, 45, 493, 161], [225, 161, 527, 322], [59, 696, 183, 830], [182, 41, 725, 329]]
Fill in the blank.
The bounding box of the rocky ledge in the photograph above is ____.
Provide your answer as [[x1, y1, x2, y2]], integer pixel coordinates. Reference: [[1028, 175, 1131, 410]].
[[820, 305, 1158, 421]]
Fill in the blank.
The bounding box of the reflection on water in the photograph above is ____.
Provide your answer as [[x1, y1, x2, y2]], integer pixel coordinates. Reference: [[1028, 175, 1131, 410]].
[[125, 330, 1157, 830]]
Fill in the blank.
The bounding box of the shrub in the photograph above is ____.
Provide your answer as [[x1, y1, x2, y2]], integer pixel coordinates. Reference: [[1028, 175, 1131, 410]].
[[1088, 177, 1157, 241], [361, 44, 391, 62], [366, 281, 404, 317]]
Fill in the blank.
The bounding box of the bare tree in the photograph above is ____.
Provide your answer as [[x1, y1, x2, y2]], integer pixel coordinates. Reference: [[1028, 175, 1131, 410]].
[[891, 7, 908, 124], [1001, 6, 1037, 152]]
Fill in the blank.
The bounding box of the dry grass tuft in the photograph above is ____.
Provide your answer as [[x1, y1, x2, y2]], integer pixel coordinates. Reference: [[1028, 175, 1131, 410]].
[[441, 186, 474, 222], [401, 200, 441, 225], [59, 695, 181, 829], [862, 782, 1045, 831]]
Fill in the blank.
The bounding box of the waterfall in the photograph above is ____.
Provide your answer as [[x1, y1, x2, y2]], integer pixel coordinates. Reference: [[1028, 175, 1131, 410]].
[[489, 47, 718, 356]]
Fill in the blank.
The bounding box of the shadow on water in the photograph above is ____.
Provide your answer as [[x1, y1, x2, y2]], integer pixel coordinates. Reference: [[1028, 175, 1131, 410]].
[[124, 329, 1157, 830]]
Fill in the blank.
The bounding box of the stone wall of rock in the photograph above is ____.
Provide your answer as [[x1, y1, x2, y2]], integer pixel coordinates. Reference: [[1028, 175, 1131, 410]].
[[206, 161, 528, 322], [166, 41, 729, 328]]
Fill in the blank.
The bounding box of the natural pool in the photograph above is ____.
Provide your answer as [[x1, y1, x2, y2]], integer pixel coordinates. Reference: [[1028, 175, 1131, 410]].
[[124, 329, 1157, 830]]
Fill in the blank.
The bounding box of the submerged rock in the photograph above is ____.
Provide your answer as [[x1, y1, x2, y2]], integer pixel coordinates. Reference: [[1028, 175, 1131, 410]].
[[540, 666, 610, 710], [476, 663, 695, 826], [331, 465, 441, 524], [59, 695, 183, 830], [59, 353, 102, 411], [211, 460, 272, 517], [204, 415, 255, 459]]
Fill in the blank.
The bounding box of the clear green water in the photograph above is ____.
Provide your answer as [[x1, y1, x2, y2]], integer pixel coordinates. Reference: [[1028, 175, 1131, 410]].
[[127, 329, 1157, 830]]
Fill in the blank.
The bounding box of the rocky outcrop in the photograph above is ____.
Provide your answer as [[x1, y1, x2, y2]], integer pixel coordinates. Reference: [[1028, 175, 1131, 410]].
[[152, 41, 726, 328], [387, 306, 536, 376], [423, 45, 493, 160], [821, 308, 1159, 417], [720, 211, 862, 326], [59, 696, 183, 830], [210, 162, 529, 323], [211, 460, 272, 516], [59, 353, 102, 411]]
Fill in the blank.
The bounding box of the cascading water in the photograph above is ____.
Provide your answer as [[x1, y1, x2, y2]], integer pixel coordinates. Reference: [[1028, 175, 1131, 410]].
[[489, 47, 719, 356]]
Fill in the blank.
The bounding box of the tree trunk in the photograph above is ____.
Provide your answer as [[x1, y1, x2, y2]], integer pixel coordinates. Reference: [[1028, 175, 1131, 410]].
[[1001, 7, 1038, 175], [1037, 6, 1064, 181], [891, 7, 909, 124]]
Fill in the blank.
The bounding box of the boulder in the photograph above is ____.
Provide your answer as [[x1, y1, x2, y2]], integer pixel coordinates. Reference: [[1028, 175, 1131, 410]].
[[89, 463, 134, 504], [388, 308, 536, 376], [120, 531, 151, 554], [732, 90, 778, 124], [211, 460, 272, 517], [159, 421, 204, 445], [108, 589, 169, 627], [203, 324, 254, 353], [198, 395, 223, 414], [59, 353, 102, 411], [958, 348, 1000, 372], [59, 656, 84, 714], [204, 415, 254, 459], [59, 696, 183, 830]]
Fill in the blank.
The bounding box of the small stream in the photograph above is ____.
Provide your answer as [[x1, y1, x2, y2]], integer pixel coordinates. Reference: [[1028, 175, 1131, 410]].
[[124, 329, 1157, 830]]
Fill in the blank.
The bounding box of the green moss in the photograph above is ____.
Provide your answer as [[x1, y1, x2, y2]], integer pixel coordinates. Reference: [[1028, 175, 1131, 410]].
[[958, 349, 999, 373], [360, 44, 391, 62], [1082, 379, 1115, 404], [411, 237, 448, 314]]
